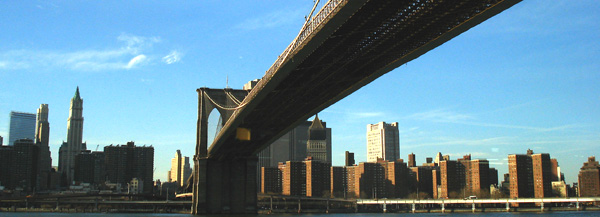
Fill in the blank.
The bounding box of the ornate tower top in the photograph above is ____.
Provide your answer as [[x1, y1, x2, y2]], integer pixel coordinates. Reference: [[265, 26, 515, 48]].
[[74, 86, 82, 101]]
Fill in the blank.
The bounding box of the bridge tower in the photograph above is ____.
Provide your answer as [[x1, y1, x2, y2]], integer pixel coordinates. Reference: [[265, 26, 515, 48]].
[[192, 87, 256, 214]]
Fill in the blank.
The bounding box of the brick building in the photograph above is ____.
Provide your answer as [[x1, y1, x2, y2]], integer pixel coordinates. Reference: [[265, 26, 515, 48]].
[[578, 156, 600, 197]]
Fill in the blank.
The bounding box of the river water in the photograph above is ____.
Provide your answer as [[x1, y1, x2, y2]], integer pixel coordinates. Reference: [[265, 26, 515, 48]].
[[1, 212, 599, 217]]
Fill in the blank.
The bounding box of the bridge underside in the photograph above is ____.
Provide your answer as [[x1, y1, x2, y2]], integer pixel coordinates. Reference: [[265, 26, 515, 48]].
[[194, 0, 520, 214], [209, 0, 521, 160]]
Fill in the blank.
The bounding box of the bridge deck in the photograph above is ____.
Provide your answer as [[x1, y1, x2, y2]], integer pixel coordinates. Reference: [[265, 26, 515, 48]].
[[207, 0, 521, 159]]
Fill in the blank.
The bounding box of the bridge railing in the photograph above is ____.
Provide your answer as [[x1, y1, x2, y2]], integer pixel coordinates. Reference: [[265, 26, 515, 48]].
[[264, 0, 346, 78]]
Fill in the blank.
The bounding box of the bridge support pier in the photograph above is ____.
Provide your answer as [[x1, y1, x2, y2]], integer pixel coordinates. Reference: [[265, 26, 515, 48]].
[[192, 157, 257, 214]]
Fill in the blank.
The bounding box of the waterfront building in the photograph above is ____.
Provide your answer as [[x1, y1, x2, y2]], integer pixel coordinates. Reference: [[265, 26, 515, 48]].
[[578, 156, 600, 197], [354, 162, 387, 198], [304, 158, 330, 197], [261, 167, 282, 194], [331, 166, 346, 197], [281, 161, 305, 196], [508, 149, 554, 199], [410, 165, 435, 198], [59, 87, 87, 185], [74, 150, 105, 185], [384, 160, 411, 198], [440, 159, 464, 198], [104, 141, 154, 193], [8, 111, 36, 146], [168, 150, 192, 187], [0, 139, 39, 191], [366, 122, 399, 162]]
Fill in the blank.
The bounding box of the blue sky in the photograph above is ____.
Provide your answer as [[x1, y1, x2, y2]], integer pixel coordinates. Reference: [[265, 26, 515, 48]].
[[1, 1, 599, 184]]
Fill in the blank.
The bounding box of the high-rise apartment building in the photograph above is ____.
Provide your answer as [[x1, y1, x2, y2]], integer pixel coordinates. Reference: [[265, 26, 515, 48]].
[[261, 167, 282, 194], [35, 104, 52, 190], [366, 122, 399, 162], [104, 142, 154, 193], [439, 155, 492, 198], [59, 87, 86, 184], [306, 115, 331, 164], [168, 150, 192, 187], [578, 156, 600, 197], [508, 149, 553, 199], [8, 111, 36, 146]]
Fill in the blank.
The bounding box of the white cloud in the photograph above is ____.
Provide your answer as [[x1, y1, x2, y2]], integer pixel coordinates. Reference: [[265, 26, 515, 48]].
[[0, 33, 175, 71], [117, 33, 160, 54], [162, 51, 182, 64], [126, 55, 147, 69]]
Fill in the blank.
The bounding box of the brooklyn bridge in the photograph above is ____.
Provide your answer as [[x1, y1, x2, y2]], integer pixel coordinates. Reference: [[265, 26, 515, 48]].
[[193, 0, 522, 214]]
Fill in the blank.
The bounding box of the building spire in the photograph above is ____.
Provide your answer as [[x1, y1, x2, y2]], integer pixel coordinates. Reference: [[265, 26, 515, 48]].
[[74, 86, 81, 100], [310, 113, 324, 129]]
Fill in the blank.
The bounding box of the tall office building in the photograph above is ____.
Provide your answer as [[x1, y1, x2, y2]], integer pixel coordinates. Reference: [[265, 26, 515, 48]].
[[35, 104, 52, 190], [168, 150, 192, 187], [59, 87, 86, 185], [104, 142, 154, 193], [306, 114, 332, 164], [8, 111, 36, 146], [578, 156, 600, 197], [366, 122, 399, 162]]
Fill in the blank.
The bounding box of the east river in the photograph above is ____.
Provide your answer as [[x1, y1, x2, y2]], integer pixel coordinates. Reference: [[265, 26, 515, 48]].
[[1, 212, 600, 217]]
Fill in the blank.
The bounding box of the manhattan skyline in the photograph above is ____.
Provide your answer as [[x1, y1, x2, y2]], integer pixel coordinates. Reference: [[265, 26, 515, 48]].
[[1, 1, 599, 183]]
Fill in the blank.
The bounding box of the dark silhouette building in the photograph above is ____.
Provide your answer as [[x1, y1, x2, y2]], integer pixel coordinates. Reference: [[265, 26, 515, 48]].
[[0, 139, 39, 192], [74, 150, 105, 185], [104, 142, 153, 193], [345, 151, 355, 166], [408, 153, 416, 168]]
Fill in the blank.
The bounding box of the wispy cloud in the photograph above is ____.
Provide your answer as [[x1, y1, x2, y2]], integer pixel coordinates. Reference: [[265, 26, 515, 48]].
[[162, 51, 182, 64], [406, 108, 581, 132], [0, 33, 180, 71], [406, 108, 474, 123], [403, 136, 513, 149], [235, 8, 304, 30]]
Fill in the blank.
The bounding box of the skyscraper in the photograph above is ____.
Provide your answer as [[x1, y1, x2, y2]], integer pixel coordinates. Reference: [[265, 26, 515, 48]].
[[59, 87, 86, 184], [366, 122, 399, 162], [35, 104, 52, 190], [306, 114, 331, 164], [8, 111, 36, 146], [168, 150, 192, 187]]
